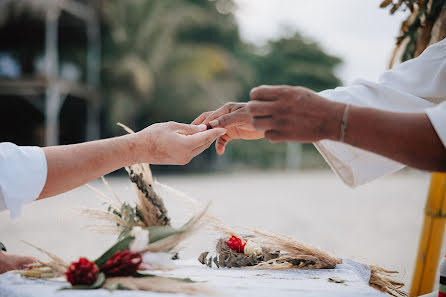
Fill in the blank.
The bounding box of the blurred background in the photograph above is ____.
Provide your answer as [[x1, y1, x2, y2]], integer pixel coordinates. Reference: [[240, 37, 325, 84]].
[[0, 0, 408, 172], [0, 0, 441, 293]]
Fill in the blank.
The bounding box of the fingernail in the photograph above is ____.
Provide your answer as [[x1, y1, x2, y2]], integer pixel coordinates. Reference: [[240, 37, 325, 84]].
[[197, 124, 207, 131], [209, 120, 218, 127], [219, 129, 226, 135]]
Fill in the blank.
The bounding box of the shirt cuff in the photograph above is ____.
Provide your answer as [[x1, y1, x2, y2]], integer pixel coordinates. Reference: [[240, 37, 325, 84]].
[[0, 144, 48, 218], [425, 103, 446, 149]]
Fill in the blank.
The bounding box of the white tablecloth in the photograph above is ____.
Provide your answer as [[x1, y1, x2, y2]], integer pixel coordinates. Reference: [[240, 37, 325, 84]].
[[0, 260, 387, 297]]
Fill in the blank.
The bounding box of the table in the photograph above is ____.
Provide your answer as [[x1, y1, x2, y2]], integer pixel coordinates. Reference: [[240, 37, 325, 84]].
[[0, 260, 387, 297]]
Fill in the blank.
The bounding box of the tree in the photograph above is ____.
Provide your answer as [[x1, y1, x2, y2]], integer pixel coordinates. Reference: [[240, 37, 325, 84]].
[[101, 0, 248, 135]]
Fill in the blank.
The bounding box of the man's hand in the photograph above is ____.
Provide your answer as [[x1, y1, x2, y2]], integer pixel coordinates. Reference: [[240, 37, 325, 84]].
[[248, 85, 345, 143], [134, 122, 226, 164], [192, 103, 264, 155], [0, 251, 37, 274]]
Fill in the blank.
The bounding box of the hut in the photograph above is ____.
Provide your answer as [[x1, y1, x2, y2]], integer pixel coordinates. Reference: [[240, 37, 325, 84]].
[[0, 0, 101, 146]]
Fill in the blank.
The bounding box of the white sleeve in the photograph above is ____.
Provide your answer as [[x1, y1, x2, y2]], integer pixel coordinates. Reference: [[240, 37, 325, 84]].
[[0, 143, 48, 218], [315, 38, 446, 188]]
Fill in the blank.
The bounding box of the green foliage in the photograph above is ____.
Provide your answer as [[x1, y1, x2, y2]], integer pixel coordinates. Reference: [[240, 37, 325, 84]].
[[243, 33, 341, 93], [94, 224, 188, 267], [100, 0, 342, 168]]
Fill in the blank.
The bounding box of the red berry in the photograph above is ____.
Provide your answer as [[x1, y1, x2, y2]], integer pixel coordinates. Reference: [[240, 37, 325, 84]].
[[99, 250, 142, 277], [65, 258, 99, 286], [227, 236, 246, 253]]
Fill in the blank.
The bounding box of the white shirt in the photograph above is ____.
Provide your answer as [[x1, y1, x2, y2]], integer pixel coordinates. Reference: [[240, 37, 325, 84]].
[[0, 143, 47, 218], [316, 37, 446, 187]]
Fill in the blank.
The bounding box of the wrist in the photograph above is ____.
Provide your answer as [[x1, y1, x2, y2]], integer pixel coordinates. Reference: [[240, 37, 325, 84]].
[[121, 133, 142, 165], [326, 102, 347, 141]]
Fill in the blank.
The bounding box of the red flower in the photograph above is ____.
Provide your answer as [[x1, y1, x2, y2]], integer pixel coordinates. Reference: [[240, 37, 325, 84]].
[[100, 250, 142, 277], [65, 257, 99, 286], [227, 236, 247, 253]]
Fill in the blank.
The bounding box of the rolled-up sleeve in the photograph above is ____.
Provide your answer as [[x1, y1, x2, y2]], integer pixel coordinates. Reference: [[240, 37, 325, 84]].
[[314, 37, 446, 187], [0, 143, 47, 218]]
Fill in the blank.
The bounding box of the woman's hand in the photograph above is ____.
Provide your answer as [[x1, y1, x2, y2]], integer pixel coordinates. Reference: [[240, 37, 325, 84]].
[[192, 103, 264, 155], [0, 251, 37, 274], [133, 122, 226, 164]]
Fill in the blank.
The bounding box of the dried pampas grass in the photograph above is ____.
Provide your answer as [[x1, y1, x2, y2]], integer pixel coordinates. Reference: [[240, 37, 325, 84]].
[[20, 241, 69, 278], [249, 229, 407, 296], [198, 214, 407, 296]]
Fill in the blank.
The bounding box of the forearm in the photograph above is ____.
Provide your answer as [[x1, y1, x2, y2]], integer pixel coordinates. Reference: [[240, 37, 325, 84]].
[[38, 134, 138, 199], [335, 105, 446, 172]]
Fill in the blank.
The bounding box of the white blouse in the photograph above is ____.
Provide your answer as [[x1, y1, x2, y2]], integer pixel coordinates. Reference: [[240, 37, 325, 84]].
[[0, 143, 47, 218], [316, 37, 446, 187]]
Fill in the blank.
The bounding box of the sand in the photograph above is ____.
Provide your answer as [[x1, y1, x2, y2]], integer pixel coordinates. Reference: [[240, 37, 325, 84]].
[[0, 169, 442, 291]]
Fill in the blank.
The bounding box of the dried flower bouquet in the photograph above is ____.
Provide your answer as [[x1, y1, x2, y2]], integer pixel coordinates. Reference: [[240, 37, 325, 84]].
[[17, 124, 211, 294]]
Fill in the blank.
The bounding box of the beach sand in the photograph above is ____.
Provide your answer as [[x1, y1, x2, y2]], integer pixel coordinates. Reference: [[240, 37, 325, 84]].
[[0, 169, 443, 291]]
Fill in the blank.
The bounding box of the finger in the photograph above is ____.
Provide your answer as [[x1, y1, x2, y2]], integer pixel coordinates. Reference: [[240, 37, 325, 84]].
[[265, 130, 287, 143], [215, 134, 232, 155], [246, 101, 275, 117], [209, 110, 251, 129], [252, 116, 274, 131], [174, 123, 207, 135], [187, 128, 226, 149], [250, 85, 290, 101], [191, 133, 229, 156], [19, 256, 38, 269], [202, 104, 238, 126], [191, 111, 212, 125]]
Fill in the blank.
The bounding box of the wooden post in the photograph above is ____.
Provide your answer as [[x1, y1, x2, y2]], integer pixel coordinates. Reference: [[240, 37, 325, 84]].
[[410, 173, 446, 296], [44, 6, 61, 146], [86, 11, 101, 141]]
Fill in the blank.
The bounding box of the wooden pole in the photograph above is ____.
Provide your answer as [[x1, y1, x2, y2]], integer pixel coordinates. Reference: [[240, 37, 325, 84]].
[[86, 12, 101, 141], [44, 6, 61, 146], [409, 173, 446, 296]]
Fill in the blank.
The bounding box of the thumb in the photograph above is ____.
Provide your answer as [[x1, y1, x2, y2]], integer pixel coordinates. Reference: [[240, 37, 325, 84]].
[[209, 110, 250, 129], [188, 128, 226, 149], [175, 123, 207, 135]]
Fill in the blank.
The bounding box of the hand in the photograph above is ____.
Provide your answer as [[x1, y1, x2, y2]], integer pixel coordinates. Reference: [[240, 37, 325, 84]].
[[0, 251, 37, 274], [133, 122, 226, 165], [192, 103, 264, 155], [247, 85, 345, 143]]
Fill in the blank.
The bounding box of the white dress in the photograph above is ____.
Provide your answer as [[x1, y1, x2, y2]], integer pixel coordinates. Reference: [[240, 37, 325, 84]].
[[315, 37, 446, 187]]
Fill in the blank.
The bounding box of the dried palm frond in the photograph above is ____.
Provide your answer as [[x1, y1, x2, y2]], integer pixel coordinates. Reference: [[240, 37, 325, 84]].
[[126, 165, 170, 227], [80, 123, 171, 237], [117, 122, 170, 227]]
